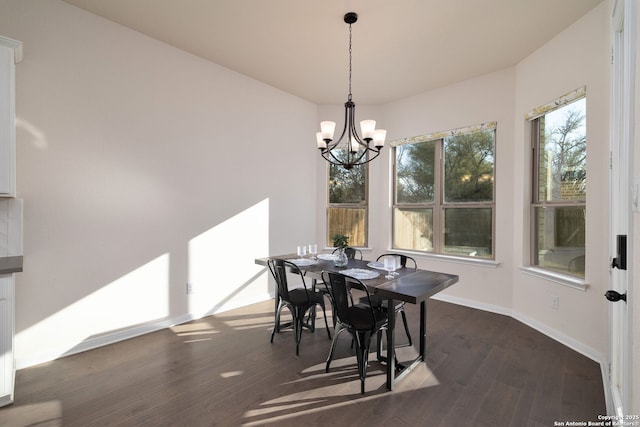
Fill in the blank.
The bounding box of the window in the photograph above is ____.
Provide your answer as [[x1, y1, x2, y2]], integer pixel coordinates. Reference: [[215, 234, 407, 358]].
[[530, 92, 586, 278], [392, 123, 496, 258], [327, 148, 367, 247]]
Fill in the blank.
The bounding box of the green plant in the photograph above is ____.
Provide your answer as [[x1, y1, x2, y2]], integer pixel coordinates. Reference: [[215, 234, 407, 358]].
[[332, 234, 349, 249]]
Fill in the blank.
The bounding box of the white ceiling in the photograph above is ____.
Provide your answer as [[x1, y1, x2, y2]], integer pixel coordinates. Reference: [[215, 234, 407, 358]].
[[62, 0, 604, 105]]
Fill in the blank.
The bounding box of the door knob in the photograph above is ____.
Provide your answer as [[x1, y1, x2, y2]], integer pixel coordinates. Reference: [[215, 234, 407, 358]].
[[605, 290, 627, 302]]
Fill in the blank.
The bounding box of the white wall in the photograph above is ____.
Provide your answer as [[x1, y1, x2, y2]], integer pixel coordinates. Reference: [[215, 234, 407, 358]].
[[513, 1, 610, 359], [379, 68, 517, 312], [0, 0, 318, 368]]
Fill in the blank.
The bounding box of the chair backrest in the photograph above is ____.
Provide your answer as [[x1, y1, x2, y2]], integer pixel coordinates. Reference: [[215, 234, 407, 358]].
[[376, 253, 417, 270], [321, 271, 377, 330], [268, 259, 309, 303], [332, 247, 363, 260]]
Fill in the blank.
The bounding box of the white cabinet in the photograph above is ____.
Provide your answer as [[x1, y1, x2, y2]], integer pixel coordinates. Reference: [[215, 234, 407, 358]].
[[0, 199, 21, 407], [0, 274, 14, 407], [0, 37, 21, 198], [0, 35, 22, 407]]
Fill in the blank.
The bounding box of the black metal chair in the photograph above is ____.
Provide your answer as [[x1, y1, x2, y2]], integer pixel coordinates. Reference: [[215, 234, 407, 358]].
[[332, 246, 363, 260], [268, 259, 331, 355], [322, 271, 388, 394], [359, 254, 416, 346]]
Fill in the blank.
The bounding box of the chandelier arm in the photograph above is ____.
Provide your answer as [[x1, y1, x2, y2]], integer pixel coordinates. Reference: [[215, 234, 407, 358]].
[[329, 101, 351, 150], [347, 106, 365, 145], [324, 147, 348, 165], [322, 148, 380, 169], [349, 146, 369, 164]]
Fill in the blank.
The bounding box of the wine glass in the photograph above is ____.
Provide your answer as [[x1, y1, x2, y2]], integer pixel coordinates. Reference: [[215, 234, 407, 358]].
[[297, 245, 307, 259], [308, 244, 318, 260], [383, 256, 395, 279]]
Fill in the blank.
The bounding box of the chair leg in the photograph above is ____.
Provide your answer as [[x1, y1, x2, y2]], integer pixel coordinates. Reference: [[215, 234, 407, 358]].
[[324, 292, 336, 327], [354, 330, 373, 394], [319, 302, 332, 339], [376, 329, 384, 361], [304, 306, 316, 333], [400, 308, 412, 346], [271, 300, 284, 343], [294, 307, 305, 356], [326, 325, 346, 372]]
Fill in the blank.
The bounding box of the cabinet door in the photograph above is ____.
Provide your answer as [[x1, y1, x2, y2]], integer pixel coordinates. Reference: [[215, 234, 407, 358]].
[[0, 275, 14, 407], [0, 38, 20, 197]]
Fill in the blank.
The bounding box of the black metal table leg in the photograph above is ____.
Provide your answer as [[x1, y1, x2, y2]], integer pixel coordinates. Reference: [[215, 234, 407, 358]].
[[386, 297, 396, 390], [419, 300, 426, 358]]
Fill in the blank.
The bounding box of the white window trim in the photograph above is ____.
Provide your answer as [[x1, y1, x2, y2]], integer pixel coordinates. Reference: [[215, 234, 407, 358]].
[[523, 86, 586, 121], [520, 266, 588, 291], [387, 248, 500, 268], [391, 121, 497, 148]]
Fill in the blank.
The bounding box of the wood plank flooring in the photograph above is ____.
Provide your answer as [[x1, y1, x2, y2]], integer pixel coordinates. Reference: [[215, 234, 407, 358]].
[[0, 299, 606, 426]]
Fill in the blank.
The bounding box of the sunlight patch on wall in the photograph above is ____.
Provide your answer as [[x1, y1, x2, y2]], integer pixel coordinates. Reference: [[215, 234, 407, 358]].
[[16, 117, 48, 150], [16, 254, 170, 358], [188, 199, 269, 317]]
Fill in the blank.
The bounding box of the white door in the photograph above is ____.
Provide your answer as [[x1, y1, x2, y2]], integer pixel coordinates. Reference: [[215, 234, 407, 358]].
[[608, 0, 634, 416]]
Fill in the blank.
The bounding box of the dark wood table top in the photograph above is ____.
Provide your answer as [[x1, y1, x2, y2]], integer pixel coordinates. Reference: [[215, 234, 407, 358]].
[[255, 254, 458, 304]]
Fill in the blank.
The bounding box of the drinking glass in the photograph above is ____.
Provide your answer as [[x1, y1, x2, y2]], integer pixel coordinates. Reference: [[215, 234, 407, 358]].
[[392, 256, 401, 276], [383, 256, 395, 279], [297, 245, 307, 258], [308, 244, 318, 260]]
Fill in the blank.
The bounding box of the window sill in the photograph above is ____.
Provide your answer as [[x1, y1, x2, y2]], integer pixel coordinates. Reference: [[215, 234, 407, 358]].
[[392, 250, 500, 268], [519, 266, 588, 291]]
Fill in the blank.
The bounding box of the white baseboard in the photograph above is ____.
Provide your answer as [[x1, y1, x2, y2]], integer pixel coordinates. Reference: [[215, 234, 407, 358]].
[[15, 314, 194, 370], [15, 294, 269, 370]]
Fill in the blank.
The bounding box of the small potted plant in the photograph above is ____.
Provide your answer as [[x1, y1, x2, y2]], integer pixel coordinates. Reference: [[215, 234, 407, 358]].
[[332, 234, 349, 267]]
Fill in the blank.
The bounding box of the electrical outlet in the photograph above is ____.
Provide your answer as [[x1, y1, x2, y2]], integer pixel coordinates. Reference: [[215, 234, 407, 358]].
[[551, 295, 559, 310], [187, 283, 194, 294]]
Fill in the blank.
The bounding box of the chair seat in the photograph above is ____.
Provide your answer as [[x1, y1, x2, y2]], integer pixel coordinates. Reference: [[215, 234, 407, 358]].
[[288, 288, 325, 306], [347, 305, 387, 330]]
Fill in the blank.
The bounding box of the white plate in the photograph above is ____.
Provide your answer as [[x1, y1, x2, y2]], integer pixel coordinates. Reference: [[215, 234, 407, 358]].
[[317, 254, 337, 261], [366, 262, 386, 270], [342, 268, 380, 280], [286, 258, 319, 266]]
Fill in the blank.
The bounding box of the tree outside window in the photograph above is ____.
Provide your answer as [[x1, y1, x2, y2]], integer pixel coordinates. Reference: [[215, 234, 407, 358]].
[[327, 148, 367, 247], [393, 125, 495, 258]]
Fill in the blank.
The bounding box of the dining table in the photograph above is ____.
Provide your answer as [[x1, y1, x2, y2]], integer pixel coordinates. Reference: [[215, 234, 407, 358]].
[[254, 253, 459, 391]]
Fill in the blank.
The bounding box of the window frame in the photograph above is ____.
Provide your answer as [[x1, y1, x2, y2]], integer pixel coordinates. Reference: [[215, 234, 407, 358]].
[[391, 122, 497, 259], [527, 88, 586, 279], [326, 159, 369, 248]]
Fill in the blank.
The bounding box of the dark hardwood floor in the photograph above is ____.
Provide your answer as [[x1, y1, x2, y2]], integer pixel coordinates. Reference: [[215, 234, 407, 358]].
[[0, 299, 605, 426]]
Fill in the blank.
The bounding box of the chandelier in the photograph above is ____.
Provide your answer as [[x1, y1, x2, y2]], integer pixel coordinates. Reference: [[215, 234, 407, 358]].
[[316, 12, 386, 170]]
